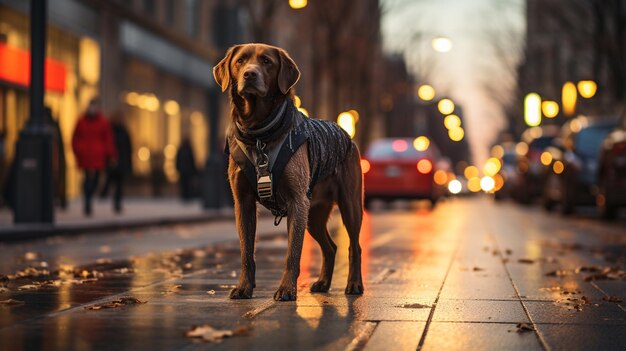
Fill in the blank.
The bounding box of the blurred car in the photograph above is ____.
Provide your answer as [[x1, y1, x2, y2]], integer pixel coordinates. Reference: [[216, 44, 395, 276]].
[[597, 112, 626, 219], [511, 126, 559, 204], [362, 138, 441, 208], [542, 115, 617, 215]]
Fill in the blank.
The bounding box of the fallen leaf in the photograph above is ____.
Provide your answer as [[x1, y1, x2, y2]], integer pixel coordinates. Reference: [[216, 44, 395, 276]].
[[510, 322, 534, 333], [96, 258, 113, 264], [545, 270, 572, 277], [85, 297, 146, 310], [505, 249, 513, 255], [207, 290, 216, 295], [602, 296, 623, 303], [186, 325, 250, 343], [0, 299, 25, 305], [518, 258, 534, 264], [472, 267, 485, 272], [18, 284, 39, 290]]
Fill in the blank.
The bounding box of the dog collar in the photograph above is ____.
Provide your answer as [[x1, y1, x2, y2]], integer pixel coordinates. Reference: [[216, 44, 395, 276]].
[[235, 100, 288, 144]]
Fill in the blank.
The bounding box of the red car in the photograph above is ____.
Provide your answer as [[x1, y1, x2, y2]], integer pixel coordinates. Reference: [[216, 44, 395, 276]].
[[362, 138, 440, 208]]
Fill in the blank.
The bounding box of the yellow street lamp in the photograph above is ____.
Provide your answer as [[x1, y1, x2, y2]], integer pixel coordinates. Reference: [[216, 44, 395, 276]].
[[524, 92, 541, 127], [337, 111, 356, 138], [289, 0, 307, 9], [438, 98, 455, 115], [417, 85, 435, 101], [562, 81, 577, 116], [413, 136, 430, 151], [577, 80, 597, 99], [444, 114, 461, 129], [448, 127, 464, 142], [432, 36, 453, 53], [541, 100, 559, 118]]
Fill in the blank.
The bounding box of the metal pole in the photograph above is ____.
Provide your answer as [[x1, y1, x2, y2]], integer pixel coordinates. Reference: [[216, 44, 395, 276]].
[[13, 0, 54, 223], [29, 0, 46, 129]]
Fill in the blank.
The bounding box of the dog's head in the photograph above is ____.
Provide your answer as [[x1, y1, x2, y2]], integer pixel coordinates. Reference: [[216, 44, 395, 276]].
[[213, 43, 300, 98]]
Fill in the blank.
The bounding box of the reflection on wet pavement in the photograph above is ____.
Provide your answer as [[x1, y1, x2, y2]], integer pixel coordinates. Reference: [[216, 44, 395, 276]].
[[1, 198, 625, 350]]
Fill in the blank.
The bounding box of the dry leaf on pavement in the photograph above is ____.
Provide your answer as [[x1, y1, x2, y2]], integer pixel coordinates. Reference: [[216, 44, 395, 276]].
[[85, 297, 146, 310], [186, 324, 250, 343], [0, 299, 25, 305]]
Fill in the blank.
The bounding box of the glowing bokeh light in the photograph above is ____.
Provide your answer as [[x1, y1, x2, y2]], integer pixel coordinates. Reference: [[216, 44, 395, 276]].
[[438, 98, 455, 115], [448, 179, 462, 194], [417, 85, 436, 101], [413, 136, 430, 151]]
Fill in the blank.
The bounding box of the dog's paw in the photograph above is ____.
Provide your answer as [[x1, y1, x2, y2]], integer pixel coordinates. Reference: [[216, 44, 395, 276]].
[[344, 281, 364, 295], [229, 286, 253, 299], [310, 280, 331, 293], [273, 285, 297, 301]]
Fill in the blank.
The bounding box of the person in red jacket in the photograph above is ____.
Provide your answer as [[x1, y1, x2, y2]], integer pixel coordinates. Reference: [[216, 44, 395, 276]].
[[72, 98, 116, 216]]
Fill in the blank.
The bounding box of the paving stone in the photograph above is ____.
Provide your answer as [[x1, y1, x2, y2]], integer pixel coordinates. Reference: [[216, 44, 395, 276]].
[[525, 301, 626, 325], [420, 322, 543, 351], [432, 299, 529, 323], [537, 324, 626, 351], [363, 321, 425, 351]]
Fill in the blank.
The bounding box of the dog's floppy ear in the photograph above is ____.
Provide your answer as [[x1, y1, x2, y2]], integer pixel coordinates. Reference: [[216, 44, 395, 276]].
[[277, 48, 300, 95], [213, 45, 242, 92]]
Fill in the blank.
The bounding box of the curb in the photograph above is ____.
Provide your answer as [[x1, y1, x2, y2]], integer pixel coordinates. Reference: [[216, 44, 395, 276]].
[[0, 212, 234, 242]]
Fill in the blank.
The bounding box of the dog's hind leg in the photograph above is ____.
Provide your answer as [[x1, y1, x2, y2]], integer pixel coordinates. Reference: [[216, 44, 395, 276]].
[[307, 201, 337, 293], [337, 152, 364, 295]]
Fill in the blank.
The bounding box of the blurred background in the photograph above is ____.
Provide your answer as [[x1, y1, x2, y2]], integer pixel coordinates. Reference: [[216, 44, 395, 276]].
[[0, 0, 624, 221]]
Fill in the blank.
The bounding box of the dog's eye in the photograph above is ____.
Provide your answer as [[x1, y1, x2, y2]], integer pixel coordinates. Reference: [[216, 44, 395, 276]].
[[262, 57, 271, 65], [236, 58, 244, 64]]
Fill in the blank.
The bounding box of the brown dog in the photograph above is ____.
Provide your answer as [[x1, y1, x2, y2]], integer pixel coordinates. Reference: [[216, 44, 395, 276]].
[[213, 43, 364, 301]]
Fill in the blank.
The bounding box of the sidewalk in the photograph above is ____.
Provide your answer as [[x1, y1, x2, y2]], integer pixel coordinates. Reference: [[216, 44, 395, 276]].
[[0, 198, 233, 241]]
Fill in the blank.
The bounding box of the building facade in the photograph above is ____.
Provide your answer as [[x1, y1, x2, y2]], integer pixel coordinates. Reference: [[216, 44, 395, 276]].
[[0, 0, 243, 201]]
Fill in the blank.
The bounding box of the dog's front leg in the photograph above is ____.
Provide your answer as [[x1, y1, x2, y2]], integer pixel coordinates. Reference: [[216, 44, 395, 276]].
[[274, 196, 309, 301], [229, 168, 257, 299]]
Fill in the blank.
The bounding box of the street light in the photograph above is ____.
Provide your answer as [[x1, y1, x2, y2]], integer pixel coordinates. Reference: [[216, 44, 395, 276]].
[[337, 111, 356, 139], [541, 100, 559, 118], [289, 0, 307, 9], [562, 81, 577, 116], [524, 93, 541, 127], [438, 98, 455, 115], [413, 136, 430, 151], [577, 80, 597, 99], [417, 84, 435, 101], [444, 114, 461, 129], [432, 36, 453, 53]]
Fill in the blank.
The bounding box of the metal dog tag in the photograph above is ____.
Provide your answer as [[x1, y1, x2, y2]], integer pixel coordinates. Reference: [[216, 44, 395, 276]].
[[258, 175, 272, 199]]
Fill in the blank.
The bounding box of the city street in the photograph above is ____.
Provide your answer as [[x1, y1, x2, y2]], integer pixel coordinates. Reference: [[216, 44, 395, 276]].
[[1, 197, 625, 350]]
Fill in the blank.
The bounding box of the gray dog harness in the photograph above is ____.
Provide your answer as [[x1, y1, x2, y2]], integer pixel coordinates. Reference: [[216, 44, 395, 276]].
[[226, 99, 353, 224]]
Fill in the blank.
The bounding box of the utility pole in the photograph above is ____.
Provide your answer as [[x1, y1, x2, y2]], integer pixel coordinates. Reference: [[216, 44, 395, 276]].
[[14, 0, 54, 223]]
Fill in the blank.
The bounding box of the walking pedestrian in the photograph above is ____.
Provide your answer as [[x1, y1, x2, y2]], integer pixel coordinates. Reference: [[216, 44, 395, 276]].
[[71, 98, 116, 216], [100, 110, 132, 213], [175, 138, 197, 201]]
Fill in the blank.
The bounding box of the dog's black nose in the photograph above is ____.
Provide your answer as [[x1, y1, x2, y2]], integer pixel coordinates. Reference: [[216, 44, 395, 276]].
[[243, 70, 257, 80]]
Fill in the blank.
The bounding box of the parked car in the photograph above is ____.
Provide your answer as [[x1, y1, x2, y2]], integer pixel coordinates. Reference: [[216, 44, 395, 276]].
[[542, 115, 617, 214], [597, 112, 626, 219], [362, 138, 441, 208], [512, 126, 559, 204]]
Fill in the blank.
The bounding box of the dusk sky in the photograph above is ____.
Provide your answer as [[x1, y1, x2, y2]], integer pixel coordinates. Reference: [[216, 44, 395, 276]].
[[381, 0, 526, 166]]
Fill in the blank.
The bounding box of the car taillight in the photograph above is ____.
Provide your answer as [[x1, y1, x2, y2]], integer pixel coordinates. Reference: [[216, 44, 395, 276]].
[[360, 159, 371, 174], [417, 159, 433, 174]]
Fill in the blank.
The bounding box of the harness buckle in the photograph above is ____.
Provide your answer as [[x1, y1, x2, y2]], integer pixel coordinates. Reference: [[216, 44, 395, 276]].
[[258, 175, 272, 199]]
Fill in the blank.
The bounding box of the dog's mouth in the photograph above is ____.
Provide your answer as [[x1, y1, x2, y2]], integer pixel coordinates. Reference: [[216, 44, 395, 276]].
[[238, 80, 267, 97]]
